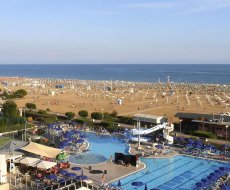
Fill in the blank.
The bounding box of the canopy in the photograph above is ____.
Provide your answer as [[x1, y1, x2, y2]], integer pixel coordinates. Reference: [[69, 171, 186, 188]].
[[19, 157, 40, 165], [76, 187, 91, 190], [30, 160, 57, 169], [37, 160, 57, 169], [21, 142, 62, 158]]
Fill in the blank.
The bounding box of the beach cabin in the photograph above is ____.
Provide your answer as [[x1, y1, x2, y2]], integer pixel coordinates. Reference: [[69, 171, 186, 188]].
[[116, 99, 123, 105]]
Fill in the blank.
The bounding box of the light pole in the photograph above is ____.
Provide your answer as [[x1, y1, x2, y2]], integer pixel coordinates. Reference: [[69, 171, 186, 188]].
[[23, 108, 27, 142], [226, 125, 229, 140], [179, 119, 182, 133]]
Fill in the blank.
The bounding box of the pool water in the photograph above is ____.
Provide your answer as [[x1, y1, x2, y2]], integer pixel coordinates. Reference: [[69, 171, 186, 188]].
[[69, 132, 129, 164], [113, 156, 230, 190], [68, 132, 230, 189], [69, 152, 107, 164]]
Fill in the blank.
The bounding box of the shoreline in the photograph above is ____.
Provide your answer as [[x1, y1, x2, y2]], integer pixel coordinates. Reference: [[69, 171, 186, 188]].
[[1, 75, 230, 86]]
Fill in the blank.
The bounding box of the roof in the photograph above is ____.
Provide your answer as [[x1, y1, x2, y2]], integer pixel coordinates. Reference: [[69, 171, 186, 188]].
[[30, 160, 57, 169], [133, 114, 163, 120], [20, 142, 62, 158], [175, 112, 230, 122], [133, 114, 165, 123], [16, 157, 40, 165]]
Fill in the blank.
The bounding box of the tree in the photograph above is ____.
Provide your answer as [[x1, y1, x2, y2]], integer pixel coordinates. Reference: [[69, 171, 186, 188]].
[[65, 112, 75, 120], [91, 112, 103, 120], [25, 103, 36, 109], [2, 100, 19, 118], [14, 89, 27, 98], [78, 110, 88, 118]]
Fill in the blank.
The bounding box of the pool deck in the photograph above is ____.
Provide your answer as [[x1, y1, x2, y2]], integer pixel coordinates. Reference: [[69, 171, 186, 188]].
[[70, 161, 145, 187], [129, 143, 179, 159]]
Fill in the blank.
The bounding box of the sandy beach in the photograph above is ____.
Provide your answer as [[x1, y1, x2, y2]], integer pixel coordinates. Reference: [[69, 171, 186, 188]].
[[0, 77, 230, 122]]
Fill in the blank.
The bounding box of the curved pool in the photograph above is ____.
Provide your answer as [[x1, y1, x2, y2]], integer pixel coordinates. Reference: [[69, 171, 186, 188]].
[[68, 132, 129, 164]]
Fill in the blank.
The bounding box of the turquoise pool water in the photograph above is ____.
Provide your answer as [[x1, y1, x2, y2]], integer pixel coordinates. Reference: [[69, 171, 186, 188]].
[[69, 132, 129, 164], [113, 156, 229, 190], [69, 132, 229, 189]]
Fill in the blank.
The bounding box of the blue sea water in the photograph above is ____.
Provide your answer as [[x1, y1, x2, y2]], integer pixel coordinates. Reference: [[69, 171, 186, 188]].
[[0, 64, 229, 84]]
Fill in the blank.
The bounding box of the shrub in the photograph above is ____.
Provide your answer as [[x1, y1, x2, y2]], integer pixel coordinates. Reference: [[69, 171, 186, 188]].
[[192, 130, 217, 139], [2, 100, 19, 118], [91, 112, 103, 120], [65, 112, 75, 120], [14, 89, 27, 98], [117, 116, 134, 125], [38, 110, 47, 115], [78, 110, 88, 118], [25, 103, 36, 109]]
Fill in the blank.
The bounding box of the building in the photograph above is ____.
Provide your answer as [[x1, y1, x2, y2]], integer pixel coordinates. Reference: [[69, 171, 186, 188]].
[[175, 112, 230, 140], [133, 114, 167, 127]]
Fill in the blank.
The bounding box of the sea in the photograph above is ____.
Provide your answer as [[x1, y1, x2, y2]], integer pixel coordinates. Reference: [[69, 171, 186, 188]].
[[0, 64, 229, 84]]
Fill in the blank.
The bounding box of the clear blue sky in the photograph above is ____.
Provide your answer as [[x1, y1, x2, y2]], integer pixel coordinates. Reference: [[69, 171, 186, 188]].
[[0, 0, 230, 64]]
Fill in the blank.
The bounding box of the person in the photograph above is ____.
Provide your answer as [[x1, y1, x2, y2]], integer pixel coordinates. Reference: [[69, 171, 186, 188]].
[[101, 174, 106, 185], [110, 155, 113, 163]]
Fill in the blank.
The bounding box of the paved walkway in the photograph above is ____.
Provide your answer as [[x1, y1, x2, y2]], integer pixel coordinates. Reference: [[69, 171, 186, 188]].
[[70, 161, 145, 187], [175, 132, 230, 145]]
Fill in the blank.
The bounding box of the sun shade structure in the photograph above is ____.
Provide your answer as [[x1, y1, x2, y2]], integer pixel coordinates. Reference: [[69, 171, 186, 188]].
[[20, 142, 62, 158], [19, 157, 40, 165], [30, 160, 57, 169]]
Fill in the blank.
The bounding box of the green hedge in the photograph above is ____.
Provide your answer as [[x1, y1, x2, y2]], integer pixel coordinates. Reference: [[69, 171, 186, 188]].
[[117, 116, 134, 125], [192, 130, 217, 139]]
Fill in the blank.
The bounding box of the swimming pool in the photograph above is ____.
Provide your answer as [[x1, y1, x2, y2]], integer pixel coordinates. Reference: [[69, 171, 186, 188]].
[[69, 132, 229, 189], [69, 132, 129, 164], [112, 155, 230, 190]]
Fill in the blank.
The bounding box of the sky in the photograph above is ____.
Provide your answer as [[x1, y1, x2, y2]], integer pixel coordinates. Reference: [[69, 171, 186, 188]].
[[0, 0, 230, 64]]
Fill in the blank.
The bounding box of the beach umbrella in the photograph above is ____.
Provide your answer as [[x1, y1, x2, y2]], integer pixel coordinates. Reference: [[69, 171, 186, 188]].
[[210, 173, 215, 176], [58, 178, 65, 183], [65, 173, 77, 178], [118, 180, 121, 187], [144, 184, 148, 190], [59, 169, 68, 175], [196, 182, 202, 187], [201, 179, 207, 184], [219, 167, 225, 171], [46, 174, 57, 180], [207, 175, 212, 180], [131, 181, 144, 187], [214, 170, 221, 174], [71, 166, 81, 171], [155, 144, 164, 149], [76, 139, 85, 144]]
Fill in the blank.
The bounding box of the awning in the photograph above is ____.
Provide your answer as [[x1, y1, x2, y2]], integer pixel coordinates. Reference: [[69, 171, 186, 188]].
[[20, 142, 62, 158], [17, 157, 40, 165], [76, 187, 91, 190], [4, 154, 23, 161], [30, 160, 57, 169]]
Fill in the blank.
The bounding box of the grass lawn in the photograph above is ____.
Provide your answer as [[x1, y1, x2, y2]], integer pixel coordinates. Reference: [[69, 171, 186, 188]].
[[0, 137, 11, 147]]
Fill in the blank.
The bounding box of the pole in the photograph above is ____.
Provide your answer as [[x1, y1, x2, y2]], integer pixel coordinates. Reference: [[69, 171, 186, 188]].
[[138, 119, 140, 148], [24, 108, 26, 142], [179, 119, 182, 133], [226, 125, 229, 140]]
